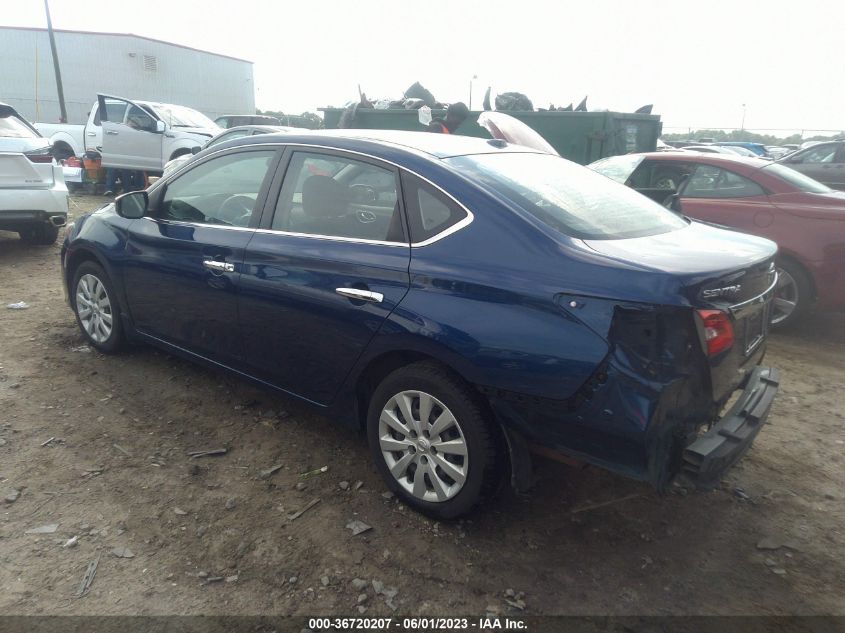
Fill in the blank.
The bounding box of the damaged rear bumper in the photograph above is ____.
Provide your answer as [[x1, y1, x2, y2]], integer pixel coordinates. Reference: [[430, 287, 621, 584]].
[[682, 365, 780, 487]]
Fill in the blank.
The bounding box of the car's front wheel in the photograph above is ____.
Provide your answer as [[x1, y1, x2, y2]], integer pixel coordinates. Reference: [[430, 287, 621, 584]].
[[367, 362, 501, 519], [71, 262, 125, 353]]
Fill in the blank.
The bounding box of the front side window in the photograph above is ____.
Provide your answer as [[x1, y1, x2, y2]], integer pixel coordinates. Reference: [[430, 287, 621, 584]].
[[684, 165, 765, 199], [126, 105, 156, 131], [797, 144, 837, 164], [272, 151, 404, 242], [448, 152, 687, 240], [0, 115, 38, 139], [159, 150, 275, 227]]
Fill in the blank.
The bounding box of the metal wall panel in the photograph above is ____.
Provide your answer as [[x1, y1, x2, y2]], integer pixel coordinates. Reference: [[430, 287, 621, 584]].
[[0, 27, 255, 124]]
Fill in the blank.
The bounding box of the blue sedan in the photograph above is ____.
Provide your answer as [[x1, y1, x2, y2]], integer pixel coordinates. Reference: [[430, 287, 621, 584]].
[[61, 131, 780, 518]]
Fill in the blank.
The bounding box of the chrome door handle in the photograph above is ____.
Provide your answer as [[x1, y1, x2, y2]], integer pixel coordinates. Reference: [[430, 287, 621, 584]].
[[86, 132, 96, 137], [335, 287, 383, 303], [203, 260, 234, 272], [105, 130, 119, 135]]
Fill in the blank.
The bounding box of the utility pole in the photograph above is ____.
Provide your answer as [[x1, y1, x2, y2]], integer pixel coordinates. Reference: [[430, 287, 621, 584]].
[[469, 75, 477, 110], [44, 0, 67, 123], [740, 103, 746, 132]]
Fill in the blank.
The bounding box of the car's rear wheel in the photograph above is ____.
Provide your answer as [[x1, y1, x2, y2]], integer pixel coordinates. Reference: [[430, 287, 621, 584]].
[[771, 258, 812, 328], [71, 262, 125, 353], [367, 361, 500, 519], [19, 224, 60, 245]]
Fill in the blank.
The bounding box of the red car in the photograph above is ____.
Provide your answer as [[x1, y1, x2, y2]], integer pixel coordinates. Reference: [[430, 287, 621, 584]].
[[590, 152, 845, 326]]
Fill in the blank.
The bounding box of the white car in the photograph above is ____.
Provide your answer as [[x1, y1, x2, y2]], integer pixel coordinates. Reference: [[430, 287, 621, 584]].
[[0, 102, 68, 245]]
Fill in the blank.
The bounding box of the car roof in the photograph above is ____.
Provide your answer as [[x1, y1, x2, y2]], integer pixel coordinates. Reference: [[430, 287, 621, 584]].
[[634, 151, 770, 168], [218, 125, 300, 134], [220, 129, 534, 159]]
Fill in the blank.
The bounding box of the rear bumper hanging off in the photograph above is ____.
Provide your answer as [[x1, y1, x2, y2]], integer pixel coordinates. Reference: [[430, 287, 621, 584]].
[[682, 365, 780, 487]]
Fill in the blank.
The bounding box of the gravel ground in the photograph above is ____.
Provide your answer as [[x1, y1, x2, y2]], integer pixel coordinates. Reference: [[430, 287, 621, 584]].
[[0, 194, 843, 616]]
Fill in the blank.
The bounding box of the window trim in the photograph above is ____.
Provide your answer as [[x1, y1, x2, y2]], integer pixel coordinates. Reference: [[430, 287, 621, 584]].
[[147, 141, 475, 246], [400, 170, 469, 244]]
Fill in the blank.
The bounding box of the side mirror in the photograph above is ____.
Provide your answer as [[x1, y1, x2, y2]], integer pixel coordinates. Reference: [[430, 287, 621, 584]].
[[115, 190, 148, 219], [155, 120, 166, 133], [191, 146, 201, 155]]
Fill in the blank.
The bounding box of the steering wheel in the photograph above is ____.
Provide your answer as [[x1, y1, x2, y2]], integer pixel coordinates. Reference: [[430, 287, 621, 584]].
[[218, 195, 254, 226], [349, 184, 378, 204]]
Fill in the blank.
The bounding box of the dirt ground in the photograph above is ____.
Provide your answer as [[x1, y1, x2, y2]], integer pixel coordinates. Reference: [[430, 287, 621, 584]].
[[1, 193, 843, 617]]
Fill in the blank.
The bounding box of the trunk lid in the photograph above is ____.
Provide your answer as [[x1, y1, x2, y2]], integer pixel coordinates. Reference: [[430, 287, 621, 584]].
[[584, 221, 777, 403]]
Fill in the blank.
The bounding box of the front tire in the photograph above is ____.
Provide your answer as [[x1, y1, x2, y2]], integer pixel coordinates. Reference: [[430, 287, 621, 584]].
[[367, 362, 500, 519], [71, 262, 125, 353]]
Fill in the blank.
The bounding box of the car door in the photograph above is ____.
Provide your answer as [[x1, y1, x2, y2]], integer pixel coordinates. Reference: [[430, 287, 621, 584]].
[[678, 164, 772, 234], [828, 144, 845, 190], [238, 148, 411, 405], [86, 99, 128, 154], [123, 147, 281, 365], [97, 94, 163, 171]]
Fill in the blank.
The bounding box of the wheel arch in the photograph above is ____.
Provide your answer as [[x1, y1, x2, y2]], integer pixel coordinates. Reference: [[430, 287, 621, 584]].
[[352, 348, 514, 487]]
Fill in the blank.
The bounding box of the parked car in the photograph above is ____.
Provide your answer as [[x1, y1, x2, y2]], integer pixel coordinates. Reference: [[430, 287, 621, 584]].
[[162, 125, 306, 176], [776, 141, 845, 190], [214, 114, 281, 129], [62, 131, 780, 518], [682, 145, 742, 155], [0, 102, 68, 244], [716, 142, 769, 157], [590, 152, 845, 326], [35, 95, 221, 172]]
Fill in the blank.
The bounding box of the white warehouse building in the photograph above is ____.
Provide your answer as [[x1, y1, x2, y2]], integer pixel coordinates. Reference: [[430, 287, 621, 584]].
[[0, 26, 255, 124]]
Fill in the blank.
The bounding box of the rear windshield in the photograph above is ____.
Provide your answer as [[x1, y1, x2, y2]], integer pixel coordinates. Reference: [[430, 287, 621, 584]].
[[762, 163, 831, 194], [447, 152, 687, 240], [0, 115, 38, 139]]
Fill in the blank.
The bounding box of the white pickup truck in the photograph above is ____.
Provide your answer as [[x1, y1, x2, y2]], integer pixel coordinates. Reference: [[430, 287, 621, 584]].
[[35, 94, 220, 173]]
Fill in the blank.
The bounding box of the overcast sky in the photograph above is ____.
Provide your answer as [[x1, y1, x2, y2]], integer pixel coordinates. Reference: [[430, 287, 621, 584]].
[[3, 0, 843, 133]]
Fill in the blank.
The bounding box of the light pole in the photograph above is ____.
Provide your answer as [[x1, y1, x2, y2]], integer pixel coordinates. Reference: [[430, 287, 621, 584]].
[[469, 75, 477, 110], [44, 0, 67, 123], [741, 103, 747, 132]]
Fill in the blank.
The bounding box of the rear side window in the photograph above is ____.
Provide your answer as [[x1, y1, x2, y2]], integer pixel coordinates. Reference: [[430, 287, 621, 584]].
[[400, 172, 467, 243], [684, 165, 765, 198], [272, 151, 404, 242], [0, 116, 38, 139]]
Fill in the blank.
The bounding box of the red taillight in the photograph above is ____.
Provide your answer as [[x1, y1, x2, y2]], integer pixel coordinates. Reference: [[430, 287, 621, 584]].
[[24, 149, 54, 164], [697, 309, 734, 356]]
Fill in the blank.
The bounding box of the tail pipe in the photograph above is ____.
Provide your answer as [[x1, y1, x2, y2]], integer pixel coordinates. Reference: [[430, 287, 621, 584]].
[[50, 216, 67, 227]]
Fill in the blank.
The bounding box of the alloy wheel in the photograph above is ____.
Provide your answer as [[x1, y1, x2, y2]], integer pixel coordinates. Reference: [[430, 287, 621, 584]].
[[771, 268, 798, 325], [76, 273, 114, 343], [378, 390, 469, 503]]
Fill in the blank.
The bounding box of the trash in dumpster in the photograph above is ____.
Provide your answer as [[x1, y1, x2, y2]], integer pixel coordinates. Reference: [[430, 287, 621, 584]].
[[404, 81, 437, 108], [494, 92, 534, 112]]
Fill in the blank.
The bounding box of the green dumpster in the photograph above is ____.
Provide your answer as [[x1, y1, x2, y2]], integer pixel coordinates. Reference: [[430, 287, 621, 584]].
[[319, 108, 661, 165]]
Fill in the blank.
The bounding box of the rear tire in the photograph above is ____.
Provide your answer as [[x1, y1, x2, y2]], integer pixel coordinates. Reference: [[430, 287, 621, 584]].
[[366, 361, 500, 519], [71, 262, 125, 353], [771, 258, 812, 328], [19, 224, 60, 245]]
